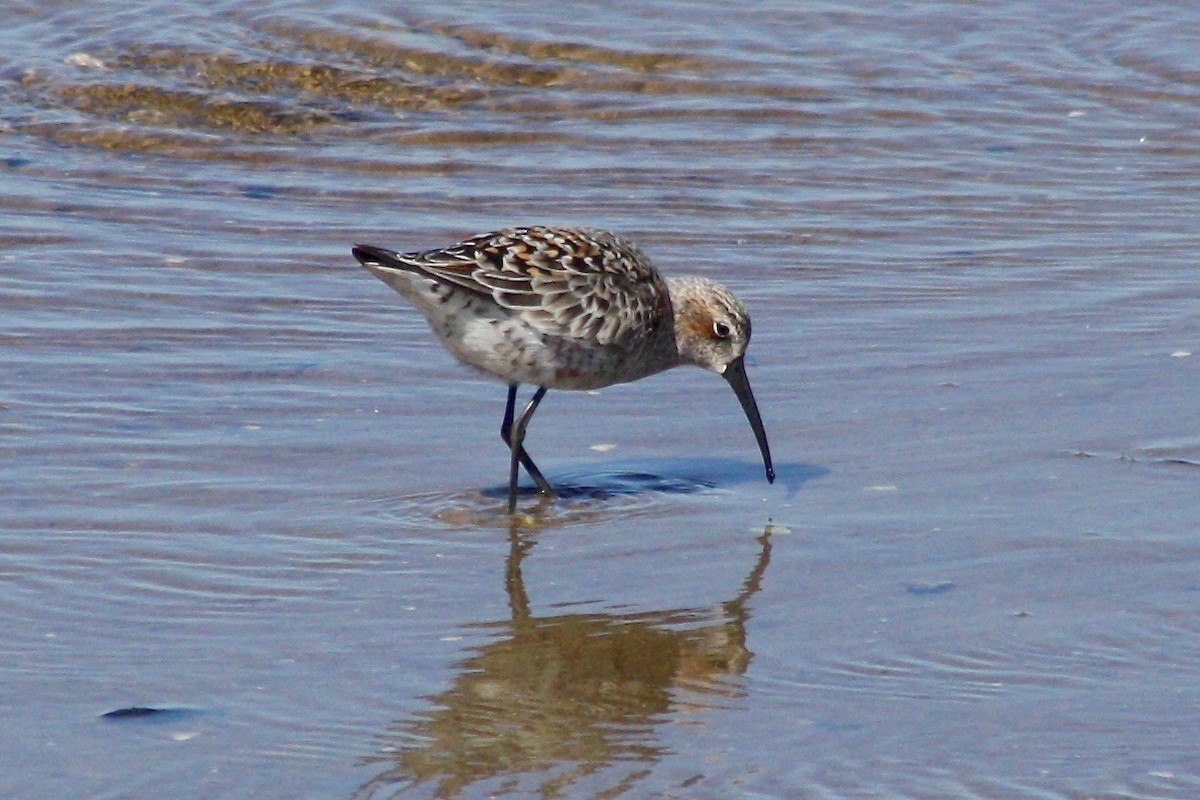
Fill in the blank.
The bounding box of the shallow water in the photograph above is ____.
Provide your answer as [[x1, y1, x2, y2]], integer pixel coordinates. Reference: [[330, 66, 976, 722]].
[[3, 1, 1200, 797]]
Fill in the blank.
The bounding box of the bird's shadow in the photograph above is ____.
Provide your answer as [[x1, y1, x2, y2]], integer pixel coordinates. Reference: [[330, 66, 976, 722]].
[[481, 458, 825, 502]]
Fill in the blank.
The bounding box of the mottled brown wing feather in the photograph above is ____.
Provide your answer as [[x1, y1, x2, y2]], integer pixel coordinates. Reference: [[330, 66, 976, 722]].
[[408, 227, 670, 347]]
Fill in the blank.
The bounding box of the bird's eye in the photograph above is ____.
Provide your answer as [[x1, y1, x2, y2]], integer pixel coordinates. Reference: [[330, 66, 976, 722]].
[[713, 321, 731, 339]]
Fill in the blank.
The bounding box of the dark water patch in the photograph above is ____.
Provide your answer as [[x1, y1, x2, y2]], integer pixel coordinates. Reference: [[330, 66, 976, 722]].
[[557, 457, 825, 494], [904, 580, 956, 597], [1071, 442, 1200, 470], [100, 705, 207, 723], [241, 183, 281, 199], [485, 468, 717, 500]]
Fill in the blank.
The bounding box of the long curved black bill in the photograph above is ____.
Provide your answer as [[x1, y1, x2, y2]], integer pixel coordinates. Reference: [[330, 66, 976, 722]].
[[723, 356, 775, 484]]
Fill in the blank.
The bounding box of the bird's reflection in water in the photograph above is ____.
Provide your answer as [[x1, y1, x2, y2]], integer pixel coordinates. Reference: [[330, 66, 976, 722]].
[[354, 527, 774, 799]]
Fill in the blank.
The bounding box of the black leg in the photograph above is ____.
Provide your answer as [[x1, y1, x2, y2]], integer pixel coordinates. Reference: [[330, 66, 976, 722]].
[[503, 386, 522, 513], [500, 384, 518, 448], [513, 386, 550, 491], [499, 385, 553, 512]]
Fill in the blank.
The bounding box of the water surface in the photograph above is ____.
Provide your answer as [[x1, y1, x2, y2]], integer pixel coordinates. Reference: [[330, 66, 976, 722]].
[[2, 1, 1199, 797]]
